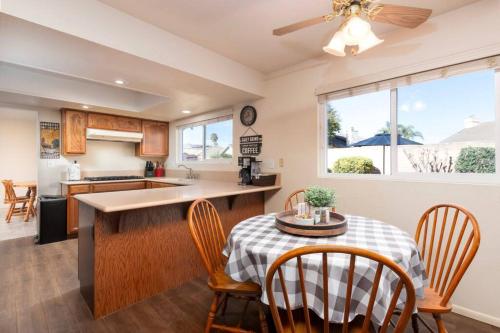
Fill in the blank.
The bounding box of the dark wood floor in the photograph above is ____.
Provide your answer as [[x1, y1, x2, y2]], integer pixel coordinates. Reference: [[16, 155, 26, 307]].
[[0, 237, 498, 333]]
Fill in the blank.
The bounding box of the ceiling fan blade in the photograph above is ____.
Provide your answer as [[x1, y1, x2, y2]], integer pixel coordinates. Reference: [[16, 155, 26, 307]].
[[273, 15, 331, 36], [370, 4, 432, 29]]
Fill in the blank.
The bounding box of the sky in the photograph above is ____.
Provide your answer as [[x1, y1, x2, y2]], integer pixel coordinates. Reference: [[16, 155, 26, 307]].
[[182, 118, 233, 148], [328, 69, 495, 144]]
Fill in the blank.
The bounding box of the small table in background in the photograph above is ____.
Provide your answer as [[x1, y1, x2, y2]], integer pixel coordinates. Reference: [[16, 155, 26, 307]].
[[13, 181, 37, 222]]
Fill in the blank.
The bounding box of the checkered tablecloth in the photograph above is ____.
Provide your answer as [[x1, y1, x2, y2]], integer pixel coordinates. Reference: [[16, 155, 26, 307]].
[[223, 214, 427, 326]]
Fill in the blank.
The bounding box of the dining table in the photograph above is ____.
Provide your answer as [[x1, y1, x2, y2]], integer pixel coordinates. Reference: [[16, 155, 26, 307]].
[[223, 213, 427, 327], [13, 181, 37, 222]]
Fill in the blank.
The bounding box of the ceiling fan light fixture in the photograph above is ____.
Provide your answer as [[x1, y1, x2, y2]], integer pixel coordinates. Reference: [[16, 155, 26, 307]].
[[356, 29, 384, 54], [323, 31, 346, 57], [342, 15, 371, 44]]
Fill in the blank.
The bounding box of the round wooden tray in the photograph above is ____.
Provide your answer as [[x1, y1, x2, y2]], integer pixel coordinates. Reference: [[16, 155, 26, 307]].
[[275, 210, 347, 237]]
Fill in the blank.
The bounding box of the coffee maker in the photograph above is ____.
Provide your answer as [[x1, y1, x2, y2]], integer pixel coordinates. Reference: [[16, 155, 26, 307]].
[[238, 156, 255, 185]]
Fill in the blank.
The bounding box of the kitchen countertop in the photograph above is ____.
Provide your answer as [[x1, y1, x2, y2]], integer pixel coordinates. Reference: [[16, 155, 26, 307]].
[[74, 179, 281, 212], [60, 177, 194, 186]]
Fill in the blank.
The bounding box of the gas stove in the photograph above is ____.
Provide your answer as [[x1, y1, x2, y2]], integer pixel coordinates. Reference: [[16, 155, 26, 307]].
[[83, 176, 144, 181]]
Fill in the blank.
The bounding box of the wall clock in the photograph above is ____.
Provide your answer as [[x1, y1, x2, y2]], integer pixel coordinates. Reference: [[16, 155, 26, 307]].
[[240, 106, 257, 127]]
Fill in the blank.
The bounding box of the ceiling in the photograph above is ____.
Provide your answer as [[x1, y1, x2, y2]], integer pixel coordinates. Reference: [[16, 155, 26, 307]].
[[99, 0, 480, 73]]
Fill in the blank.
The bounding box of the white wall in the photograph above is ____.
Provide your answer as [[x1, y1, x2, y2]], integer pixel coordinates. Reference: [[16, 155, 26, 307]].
[[0, 106, 37, 207], [232, 0, 500, 325]]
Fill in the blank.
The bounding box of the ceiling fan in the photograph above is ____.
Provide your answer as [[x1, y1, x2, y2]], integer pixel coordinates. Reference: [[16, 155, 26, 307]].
[[273, 0, 432, 56]]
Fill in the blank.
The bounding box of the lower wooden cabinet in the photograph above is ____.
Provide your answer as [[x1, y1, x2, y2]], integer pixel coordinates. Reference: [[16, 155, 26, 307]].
[[148, 182, 177, 189]]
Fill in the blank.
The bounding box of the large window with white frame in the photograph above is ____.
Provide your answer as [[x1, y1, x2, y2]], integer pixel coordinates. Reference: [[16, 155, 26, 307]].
[[321, 57, 499, 179], [178, 115, 233, 162]]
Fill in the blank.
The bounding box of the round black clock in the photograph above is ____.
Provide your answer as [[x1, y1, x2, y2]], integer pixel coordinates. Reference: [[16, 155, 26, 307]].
[[240, 105, 257, 126]]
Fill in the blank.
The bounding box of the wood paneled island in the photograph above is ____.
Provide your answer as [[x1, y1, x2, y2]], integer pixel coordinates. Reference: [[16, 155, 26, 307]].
[[75, 180, 280, 318]]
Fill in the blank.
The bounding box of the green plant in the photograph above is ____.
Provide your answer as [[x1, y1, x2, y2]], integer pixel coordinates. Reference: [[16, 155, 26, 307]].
[[333, 157, 374, 174], [455, 147, 495, 173], [304, 186, 336, 208]]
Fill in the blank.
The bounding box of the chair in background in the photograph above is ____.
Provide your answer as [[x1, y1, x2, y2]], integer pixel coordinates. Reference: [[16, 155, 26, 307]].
[[266, 245, 416, 333], [284, 189, 305, 211], [413, 204, 480, 333], [1, 179, 31, 223], [187, 199, 268, 333]]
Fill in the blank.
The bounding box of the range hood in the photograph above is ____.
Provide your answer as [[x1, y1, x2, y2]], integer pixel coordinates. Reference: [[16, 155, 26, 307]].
[[86, 128, 143, 143]]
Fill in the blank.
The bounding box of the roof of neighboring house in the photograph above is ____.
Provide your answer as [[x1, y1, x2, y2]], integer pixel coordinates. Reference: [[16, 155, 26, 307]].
[[440, 121, 495, 144], [328, 135, 347, 148]]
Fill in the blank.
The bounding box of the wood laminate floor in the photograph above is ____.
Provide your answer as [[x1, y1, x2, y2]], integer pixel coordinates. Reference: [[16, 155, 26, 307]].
[[0, 237, 498, 333]]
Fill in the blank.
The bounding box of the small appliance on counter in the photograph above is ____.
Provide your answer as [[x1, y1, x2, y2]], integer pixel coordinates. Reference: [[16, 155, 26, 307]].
[[36, 195, 67, 244], [67, 160, 81, 181], [154, 161, 165, 177], [238, 156, 255, 185]]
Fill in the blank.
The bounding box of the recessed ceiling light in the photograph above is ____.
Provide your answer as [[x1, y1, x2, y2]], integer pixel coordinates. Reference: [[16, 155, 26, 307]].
[[181, 110, 191, 114], [81, 105, 90, 109], [114, 79, 125, 85]]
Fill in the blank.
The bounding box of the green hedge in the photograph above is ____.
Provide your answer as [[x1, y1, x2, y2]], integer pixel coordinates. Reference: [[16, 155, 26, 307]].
[[333, 157, 374, 174], [455, 147, 495, 173]]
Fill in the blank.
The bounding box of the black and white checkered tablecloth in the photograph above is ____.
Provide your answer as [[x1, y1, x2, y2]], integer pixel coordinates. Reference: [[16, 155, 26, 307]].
[[223, 214, 427, 326]]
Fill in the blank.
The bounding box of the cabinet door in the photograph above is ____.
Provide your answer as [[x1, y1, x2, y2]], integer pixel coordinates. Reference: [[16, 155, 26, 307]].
[[114, 117, 141, 132], [87, 113, 115, 130], [67, 196, 80, 236], [136, 121, 169, 156], [62, 110, 87, 154], [149, 182, 177, 189]]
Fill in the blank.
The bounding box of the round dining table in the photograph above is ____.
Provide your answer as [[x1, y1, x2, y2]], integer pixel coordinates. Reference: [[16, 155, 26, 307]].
[[13, 181, 37, 222], [223, 214, 427, 327]]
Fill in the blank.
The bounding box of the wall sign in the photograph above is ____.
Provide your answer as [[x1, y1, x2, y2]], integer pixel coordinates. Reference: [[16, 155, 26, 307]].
[[40, 122, 60, 159], [240, 134, 262, 156]]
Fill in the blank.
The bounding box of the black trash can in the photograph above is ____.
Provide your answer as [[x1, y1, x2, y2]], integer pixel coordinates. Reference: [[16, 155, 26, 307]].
[[36, 195, 67, 244]]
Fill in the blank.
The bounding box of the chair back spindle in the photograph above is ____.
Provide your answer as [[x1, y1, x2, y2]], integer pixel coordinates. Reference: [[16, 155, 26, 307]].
[[187, 199, 226, 279], [285, 189, 306, 212], [266, 245, 416, 333], [2, 180, 16, 204], [415, 204, 480, 307]]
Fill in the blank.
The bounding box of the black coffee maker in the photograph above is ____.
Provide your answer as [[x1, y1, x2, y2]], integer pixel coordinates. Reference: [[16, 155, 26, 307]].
[[238, 156, 255, 185]]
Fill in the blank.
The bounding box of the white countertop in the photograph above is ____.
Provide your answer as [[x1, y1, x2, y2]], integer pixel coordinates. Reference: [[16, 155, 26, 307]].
[[74, 179, 280, 212], [60, 177, 194, 186]]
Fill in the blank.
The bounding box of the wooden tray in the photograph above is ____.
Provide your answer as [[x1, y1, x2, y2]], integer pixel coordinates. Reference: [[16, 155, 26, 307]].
[[275, 210, 347, 237]]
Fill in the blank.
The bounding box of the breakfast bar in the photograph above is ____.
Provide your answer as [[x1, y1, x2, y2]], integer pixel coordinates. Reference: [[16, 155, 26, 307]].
[[75, 180, 280, 318]]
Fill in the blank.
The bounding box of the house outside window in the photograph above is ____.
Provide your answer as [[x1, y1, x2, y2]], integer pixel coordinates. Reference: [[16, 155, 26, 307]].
[[178, 114, 233, 162]]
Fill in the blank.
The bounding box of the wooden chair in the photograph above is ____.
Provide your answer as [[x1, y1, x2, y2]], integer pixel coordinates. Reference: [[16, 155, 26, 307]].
[[266, 245, 416, 333], [413, 204, 480, 333], [284, 189, 305, 211], [187, 199, 268, 333], [2, 180, 30, 223]]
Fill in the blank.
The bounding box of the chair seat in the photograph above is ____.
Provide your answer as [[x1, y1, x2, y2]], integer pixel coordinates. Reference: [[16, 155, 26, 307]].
[[208, 270, 262, 295], [278, 310, 372, 333], [6, 196, 30, 203], [417, 288, 452, 314]]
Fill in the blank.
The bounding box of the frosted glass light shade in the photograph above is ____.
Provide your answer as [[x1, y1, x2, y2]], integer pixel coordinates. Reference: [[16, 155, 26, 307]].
[[323, 31, 346, 57], [356, 29, 384, 54], [343, 16, 371, 45]]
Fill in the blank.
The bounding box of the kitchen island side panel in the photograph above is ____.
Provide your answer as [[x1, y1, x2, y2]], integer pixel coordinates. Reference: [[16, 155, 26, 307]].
[[85, 192, 264, 318]]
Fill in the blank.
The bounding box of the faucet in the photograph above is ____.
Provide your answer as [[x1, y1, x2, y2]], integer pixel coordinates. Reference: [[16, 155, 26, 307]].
[[178, 164, 196, 179]]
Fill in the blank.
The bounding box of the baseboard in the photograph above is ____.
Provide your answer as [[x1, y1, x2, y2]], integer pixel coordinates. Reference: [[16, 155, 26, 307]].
[[453, 304, 500, 328]]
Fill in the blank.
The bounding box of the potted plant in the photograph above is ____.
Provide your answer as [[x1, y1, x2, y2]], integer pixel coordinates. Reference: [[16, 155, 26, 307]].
[[304, 186, 336, 224]]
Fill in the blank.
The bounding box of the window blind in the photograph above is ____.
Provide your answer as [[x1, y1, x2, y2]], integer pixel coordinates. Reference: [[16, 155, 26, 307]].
[[177, 114, 233, 130], [321, 55, 500, 102]]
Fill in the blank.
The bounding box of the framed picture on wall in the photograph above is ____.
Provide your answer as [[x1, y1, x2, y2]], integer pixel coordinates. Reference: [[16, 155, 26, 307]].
[[40, 122, 60, 159]]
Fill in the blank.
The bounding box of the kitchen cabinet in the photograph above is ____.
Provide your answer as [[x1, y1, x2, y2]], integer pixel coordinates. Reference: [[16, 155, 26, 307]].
[[87, 113, 141, 132], [62, 181, 149, 236], [136, 120, 169, 157], [62, 109, 87, 154], [62, 184, 90, 236], [148, 182, 178, 189]]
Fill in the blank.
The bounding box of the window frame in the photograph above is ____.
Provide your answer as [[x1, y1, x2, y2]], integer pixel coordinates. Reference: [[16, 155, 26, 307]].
[[176, 113, 234, 165], [318, 65, 500, 185]]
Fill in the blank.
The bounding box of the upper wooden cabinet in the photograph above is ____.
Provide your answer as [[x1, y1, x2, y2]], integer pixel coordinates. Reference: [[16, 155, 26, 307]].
[[136, 120, 169, 157], [61, 109, 168, 157], [62, 109, 87, 155], [87, 113, 141, 132]]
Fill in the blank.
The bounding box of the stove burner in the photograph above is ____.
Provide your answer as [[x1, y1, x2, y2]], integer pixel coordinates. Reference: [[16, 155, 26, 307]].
[[83, 176, 144, 181]]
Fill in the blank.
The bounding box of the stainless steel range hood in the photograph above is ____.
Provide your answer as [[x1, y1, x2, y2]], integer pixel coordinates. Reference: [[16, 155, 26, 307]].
[[86, 128, 143, 143]]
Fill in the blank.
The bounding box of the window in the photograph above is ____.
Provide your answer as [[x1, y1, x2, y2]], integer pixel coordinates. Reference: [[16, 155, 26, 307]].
[[179, 115, 233, 162], [322, 57, 499, 179]]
